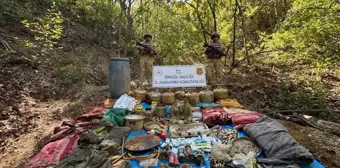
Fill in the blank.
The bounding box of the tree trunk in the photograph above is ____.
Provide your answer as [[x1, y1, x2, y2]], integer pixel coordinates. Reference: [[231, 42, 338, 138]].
[[117, 0, 126, 58], [231, 0, 238, 69], [238, 0, 250, 64], [125, 0, 134, 57]]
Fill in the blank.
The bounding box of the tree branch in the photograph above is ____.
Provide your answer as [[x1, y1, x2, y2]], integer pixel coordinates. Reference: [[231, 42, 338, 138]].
[[207, 0, 217, 31], [185, 0, 208, 43]]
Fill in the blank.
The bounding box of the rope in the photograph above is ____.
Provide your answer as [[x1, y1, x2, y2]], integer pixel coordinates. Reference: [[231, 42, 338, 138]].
[[112, 152, 127, 165], [145, 147, 160, 168]]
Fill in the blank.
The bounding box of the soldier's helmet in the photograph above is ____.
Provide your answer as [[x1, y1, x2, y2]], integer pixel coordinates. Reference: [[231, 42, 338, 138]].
[[144, 33, 152, 39], [211, 32, 220, 39]]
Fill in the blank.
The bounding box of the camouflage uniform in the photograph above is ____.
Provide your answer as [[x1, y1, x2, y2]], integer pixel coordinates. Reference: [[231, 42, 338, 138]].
[[137, 33, 157, 84], [205, 33, 226, 85]]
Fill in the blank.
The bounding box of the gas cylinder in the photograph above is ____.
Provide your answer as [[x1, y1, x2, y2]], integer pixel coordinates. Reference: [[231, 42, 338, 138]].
[[161, 89, 175, 105], [199, 87, 214, 102], [175, 90, 186, 100], [133, 88, 147, 101], [189, 91, 200, 106], [214, 85, 229, 100], [147, 89, 162, 104]]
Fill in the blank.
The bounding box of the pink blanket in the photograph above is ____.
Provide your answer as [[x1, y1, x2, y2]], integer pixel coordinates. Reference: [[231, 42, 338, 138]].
[[24, 134, 79, 168], [201, 107, 262, 129]]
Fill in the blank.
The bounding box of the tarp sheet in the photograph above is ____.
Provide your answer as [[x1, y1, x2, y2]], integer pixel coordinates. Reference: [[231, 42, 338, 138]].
[[124, 125, 324, 168], [135, 102, 324, 168]]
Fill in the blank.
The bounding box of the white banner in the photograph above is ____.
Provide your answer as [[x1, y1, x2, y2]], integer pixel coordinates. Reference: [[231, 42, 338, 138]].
[[152, 65, 207, 88]]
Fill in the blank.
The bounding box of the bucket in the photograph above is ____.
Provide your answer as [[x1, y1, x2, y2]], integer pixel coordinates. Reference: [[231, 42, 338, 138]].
[[125, 114, 145, 130], [109, 57, 131, 99]]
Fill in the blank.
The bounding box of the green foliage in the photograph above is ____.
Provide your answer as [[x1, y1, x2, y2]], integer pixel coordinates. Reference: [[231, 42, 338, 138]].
[[2, 0, 338, 110], [56, 0, 120, 45], [135, 2, 204, 64], [263, 0, 340, 75], [21, 2, 64, 61], [55, 56, 87, 85], [56, 64, 85, 84], [275, 81, 328, 110]]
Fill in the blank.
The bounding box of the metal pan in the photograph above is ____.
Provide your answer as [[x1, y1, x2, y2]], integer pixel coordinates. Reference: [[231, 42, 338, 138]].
[[124, 135, 161, 152]]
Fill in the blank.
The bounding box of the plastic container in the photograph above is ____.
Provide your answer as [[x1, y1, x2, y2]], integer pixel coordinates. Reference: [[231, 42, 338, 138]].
[[109, 57, 130, 98], [125, 114, 145, 130]]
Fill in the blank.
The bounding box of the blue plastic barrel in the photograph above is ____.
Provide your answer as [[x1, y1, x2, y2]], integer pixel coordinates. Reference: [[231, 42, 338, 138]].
[[109, 57, 131, 98]]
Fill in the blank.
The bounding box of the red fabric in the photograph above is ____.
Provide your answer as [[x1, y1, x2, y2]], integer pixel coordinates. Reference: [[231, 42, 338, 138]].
[[201, 107, 262, 128], [48, 107, 106, 142], [230, 112, 262, 129], [201, 107, 229, 126], [75, 107, 106, 121], [25, 134, 79, 168]]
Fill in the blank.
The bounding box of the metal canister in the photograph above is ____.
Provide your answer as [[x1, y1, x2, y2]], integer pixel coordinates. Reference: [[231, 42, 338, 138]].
[[213, 85, 229, 100], [169, 151, 175, 167], [178, 146, 186, 163], [154, 105, 166, 117], [175, 90, 186, 100], [195, 148, 204, 166], [188, 91, 200, 106], [161, 89, 175, 105], [147, 89, 162, 104], [184, 143, 195, 162], [174, 155, 179, 167], [199, 87, 214, 102], [160, 144, 171, 160], [133, 89, 147, 101]]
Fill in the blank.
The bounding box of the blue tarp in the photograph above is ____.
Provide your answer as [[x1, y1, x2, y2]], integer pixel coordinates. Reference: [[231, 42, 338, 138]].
[[132, 102, 325, 168], [124, 125, 324, 168]]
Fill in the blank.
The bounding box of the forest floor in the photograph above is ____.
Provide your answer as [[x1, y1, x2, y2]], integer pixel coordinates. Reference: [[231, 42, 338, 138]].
[[0, 100, 68, 168], [1, 98, 339, 168], [0, 72, 339, 168], [1, 25, 340, 168], [282, 121, 340, 168]]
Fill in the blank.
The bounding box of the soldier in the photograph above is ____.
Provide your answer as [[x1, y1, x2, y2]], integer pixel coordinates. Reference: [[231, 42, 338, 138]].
[[204, 32, 226, 86], [136, 33, 158, 85]]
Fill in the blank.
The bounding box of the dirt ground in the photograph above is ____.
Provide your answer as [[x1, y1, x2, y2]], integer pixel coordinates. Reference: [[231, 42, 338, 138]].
[[2, 111, 339, 168], [0, 100, 69, 168], [282, 120, 340, 168]]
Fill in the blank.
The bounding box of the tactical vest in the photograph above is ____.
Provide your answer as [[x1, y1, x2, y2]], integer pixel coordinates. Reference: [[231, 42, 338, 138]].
[[207, 43, 222, 58], [140, 42, 153, 55]]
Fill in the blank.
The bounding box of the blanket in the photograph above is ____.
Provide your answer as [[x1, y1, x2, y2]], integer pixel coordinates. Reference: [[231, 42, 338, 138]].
[[49, 107, 106, 142], [243, 116, 314, 167], [24, 134, 79, 168]]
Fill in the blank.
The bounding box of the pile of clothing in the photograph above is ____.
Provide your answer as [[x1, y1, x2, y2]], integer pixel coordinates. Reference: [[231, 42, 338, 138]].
[[201, 107, 262, 129], [49, 107, 107, 142], [54, 126, 131, 168], [24, 106, 131, 168]]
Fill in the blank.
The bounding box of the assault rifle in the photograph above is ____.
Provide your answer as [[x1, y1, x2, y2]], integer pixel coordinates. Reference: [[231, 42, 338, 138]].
[[136, 41, 156, 55], [203, 43, 226, 56]]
